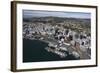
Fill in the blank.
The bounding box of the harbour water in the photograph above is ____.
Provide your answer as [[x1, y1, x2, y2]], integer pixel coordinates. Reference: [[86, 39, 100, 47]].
[[23, 38, 78, 62]]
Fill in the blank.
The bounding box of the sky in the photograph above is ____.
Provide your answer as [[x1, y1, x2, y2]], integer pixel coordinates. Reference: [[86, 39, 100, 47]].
[[23, 10, 91, 19]]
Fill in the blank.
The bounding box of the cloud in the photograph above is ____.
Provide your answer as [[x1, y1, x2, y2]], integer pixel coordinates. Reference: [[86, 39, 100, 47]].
[[23, 10, 91, 19]]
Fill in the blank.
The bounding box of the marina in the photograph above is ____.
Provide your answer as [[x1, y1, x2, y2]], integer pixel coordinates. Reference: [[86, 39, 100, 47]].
[[23, 11, 91, 62]]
